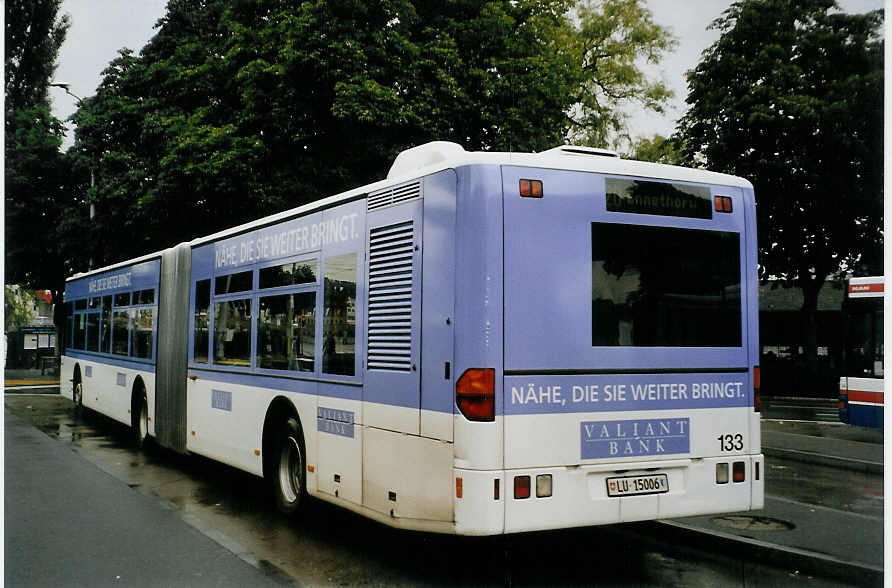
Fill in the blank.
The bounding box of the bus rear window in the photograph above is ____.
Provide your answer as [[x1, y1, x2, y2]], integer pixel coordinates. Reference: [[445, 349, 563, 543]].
[[591, 223, 741, 347]]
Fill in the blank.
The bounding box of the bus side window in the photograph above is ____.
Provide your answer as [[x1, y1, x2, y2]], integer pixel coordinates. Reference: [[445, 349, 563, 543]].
[[193, 280, 211, 363], [322, 254, 357, 376], [74, 310, 87, 350], [112, 309, 129, 355], [131, 308, 154, 359], [100, 296, 112, 353], [213, 299, 252, 367], [65, 302, 73, 349]]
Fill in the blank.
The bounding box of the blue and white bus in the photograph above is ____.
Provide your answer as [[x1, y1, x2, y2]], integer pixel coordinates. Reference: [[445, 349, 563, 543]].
[[61, 142, 763, 535], [839, 276, 883, 428]]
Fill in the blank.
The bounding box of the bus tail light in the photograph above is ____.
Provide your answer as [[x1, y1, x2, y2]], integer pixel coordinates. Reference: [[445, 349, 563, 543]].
[[714, 195, 733, 213], [519, 179, 543, 198], [753, 366, 761, 412], [514, 476, 531, 499], [456, 368, 495, 422], [733, 461, 746, 483]]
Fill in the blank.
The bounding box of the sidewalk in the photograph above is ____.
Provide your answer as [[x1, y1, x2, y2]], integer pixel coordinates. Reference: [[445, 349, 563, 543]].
[[663, 417, 884, 585], [4, 367, 61, 387], [762, 419, 883, 473], [5, 407, 291, 587]]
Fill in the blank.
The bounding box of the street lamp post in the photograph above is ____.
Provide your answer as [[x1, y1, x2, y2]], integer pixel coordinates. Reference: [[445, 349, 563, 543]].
[[50, 82, 95, 221]]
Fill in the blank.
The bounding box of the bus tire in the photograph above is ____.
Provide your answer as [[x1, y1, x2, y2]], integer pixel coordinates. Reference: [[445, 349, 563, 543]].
[[72, 368, 84, 413], [133, 384, 149, 449], [272, 417, 306, 515]]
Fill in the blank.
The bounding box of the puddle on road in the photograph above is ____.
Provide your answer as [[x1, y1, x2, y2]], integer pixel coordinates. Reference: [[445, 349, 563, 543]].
[[712, 515, 795, 532]]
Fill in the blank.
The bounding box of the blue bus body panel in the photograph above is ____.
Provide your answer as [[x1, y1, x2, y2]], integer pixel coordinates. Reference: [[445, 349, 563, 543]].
[[501, 166, 750, 373], [453, 165, 506, 417], [65, 259, 161, 300]]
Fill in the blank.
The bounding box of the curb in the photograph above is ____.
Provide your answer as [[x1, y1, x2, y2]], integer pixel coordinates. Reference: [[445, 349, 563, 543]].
[[4, 380, 61, 388], [763, 446, 883, 475], [653, 519, 883, 587]]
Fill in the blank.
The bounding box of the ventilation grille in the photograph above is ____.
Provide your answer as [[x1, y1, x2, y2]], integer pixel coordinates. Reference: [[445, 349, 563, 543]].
[[367, 182, 422, 212], [367, 221, 415, 372]]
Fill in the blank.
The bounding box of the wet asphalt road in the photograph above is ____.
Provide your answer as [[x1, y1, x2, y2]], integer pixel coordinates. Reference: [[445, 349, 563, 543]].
[[5, 393, 875, 587]]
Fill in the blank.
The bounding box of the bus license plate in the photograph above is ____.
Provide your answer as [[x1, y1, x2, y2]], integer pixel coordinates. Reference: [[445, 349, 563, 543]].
[[607, 474, 669, 497]]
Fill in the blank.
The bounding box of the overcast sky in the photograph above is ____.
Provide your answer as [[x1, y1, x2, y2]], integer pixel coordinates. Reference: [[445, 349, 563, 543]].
[[51, 0, 884, 151]]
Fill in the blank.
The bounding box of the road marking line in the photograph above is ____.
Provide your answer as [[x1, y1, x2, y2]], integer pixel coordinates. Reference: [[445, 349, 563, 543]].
[[761, 418, 845, 425], [766, 495, 881, 521]]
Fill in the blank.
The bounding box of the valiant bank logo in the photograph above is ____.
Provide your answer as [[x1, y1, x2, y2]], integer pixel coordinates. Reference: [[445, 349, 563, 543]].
[[581, 418, 690, 459]]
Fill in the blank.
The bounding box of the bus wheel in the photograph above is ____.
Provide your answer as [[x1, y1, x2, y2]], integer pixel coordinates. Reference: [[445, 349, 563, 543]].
[[272, 417, 306, 515], [73, 372, 84, 413], [134, 387, 149, 449]]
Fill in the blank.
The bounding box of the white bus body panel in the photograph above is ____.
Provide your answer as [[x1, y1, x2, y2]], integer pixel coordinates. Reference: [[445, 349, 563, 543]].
[[61, 355, 156, 432]]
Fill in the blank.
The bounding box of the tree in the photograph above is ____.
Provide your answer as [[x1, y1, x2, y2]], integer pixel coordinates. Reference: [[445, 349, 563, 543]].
[[625, 134, 682, 164], [675, 0, 883, 366], [5, 0, 69, 110], [566, 0, 676, 150], [5, 286, 37, 331], [4, 0, 79, 327], [70, 0, 676, 271]]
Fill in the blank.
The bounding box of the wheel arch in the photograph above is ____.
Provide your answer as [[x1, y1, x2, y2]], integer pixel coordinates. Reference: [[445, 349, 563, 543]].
[[131, 375, 147, 428], [262, 396, 302, 481]]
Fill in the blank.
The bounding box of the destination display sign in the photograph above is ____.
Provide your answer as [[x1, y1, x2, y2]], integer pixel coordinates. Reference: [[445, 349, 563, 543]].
[[605, 177, 712, 219]]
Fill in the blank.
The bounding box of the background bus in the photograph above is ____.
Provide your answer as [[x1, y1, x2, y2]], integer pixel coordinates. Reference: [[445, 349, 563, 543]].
[[61, 141, 763, 535], [839, 276, 884, 428]]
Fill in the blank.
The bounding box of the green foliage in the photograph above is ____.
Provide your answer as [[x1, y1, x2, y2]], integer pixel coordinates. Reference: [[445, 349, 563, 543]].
[[4, 286, 37, 331], [5, 0, 69, 110], [68, 0, 676, 271], [676, 0, 883, 293], [5, 0, 79, 316], [675, 0, 883, 368], [566, 0, 676, 150], [625, 134, 682, 164]]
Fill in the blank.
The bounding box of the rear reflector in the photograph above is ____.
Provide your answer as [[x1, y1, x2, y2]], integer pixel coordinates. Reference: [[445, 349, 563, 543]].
[[716, 463, 729, 484], [753, 366, 761, 412], [755, 461, 760, 481], [494, 479, 500, 500], [456, 368, 495, 422], [733, 461, 745, 483], [456, 477, 463, 499], [514, 476, 531, 499]]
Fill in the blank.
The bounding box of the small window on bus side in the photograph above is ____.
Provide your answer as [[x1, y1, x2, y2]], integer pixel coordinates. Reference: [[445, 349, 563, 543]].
[[134, 288, 155, 305], [89, 296, 101, 309], [258, 292, 316, 372], [259, 261, 317, 289], [114, 292, 131, 307], [213, 299, 252, 367], [193, 279, 211, 363], [215, 271, 252, 295], [322, 254, 357, 376]]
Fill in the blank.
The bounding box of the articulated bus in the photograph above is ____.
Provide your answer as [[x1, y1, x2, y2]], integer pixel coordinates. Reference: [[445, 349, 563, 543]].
[[839, 276, 884, 428], [61, 142, 763, 535]]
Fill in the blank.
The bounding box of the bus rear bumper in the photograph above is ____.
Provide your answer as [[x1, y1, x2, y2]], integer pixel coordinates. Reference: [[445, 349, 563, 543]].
[[455, 455, 764, 535]]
